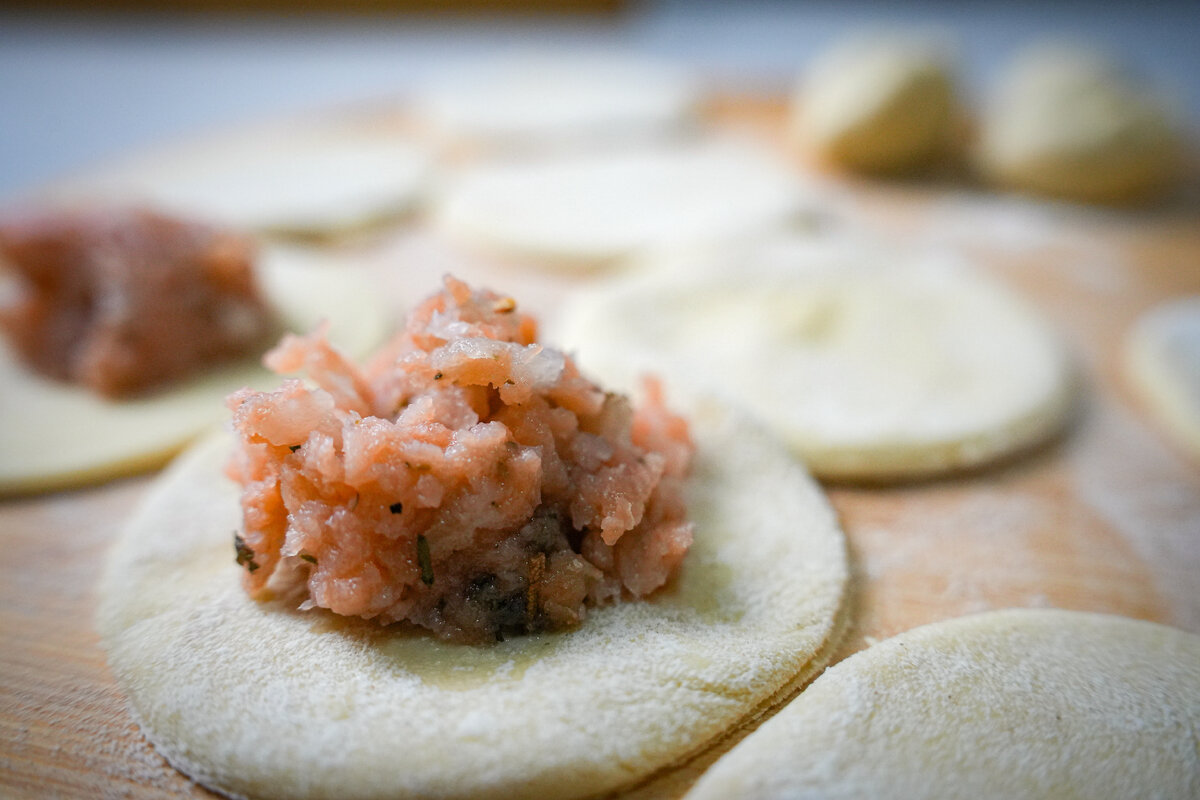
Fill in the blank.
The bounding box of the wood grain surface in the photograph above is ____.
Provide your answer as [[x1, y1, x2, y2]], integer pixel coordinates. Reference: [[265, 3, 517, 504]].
[[1, 98, 1198, 799]]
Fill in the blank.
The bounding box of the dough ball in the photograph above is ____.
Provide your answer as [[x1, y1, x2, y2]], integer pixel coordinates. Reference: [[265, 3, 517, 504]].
[[1124, 296, 1200, 460], [977, 44, 1183, 204], [791, 33, 961, 175]]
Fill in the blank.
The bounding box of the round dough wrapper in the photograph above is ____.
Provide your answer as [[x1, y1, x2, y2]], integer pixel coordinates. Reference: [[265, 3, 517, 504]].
[[558, 236, 1073, 481], [792, 33, 960, 174], [0, 246, 390, 494], [50, 119, 435, 236], [686, 609, 1200, 800], [1124, 296, 1200, 460], [977, 44, 1182, 204], [96, 397, 848, 800], [436, 139, 809, 268], [414, 52, 700, 148]]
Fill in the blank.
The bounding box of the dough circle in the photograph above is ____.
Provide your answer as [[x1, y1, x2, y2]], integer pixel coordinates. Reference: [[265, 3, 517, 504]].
[[0, 246, 390, 494], [685, 609, 1200, 800], [1124, 296, 1200, 460], [96, 397, 849, 800], [414, 52, 699, 147], [792, 34, 959, 174], [558, 236, 1073, 481], [50, 119, 434, 236], [436, 139, 806, 268], [977, 45, 1181, 204]]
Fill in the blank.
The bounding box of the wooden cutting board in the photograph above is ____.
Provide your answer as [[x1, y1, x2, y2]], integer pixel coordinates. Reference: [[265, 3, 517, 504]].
[[2, 97, 1198, 799]]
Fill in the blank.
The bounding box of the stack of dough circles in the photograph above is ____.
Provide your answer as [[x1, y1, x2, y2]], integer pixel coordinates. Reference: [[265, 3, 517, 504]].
[[436, 138, 808, 268], [977, 44, 1182, 204], [51, 118, 436, 237], [413, 51, 700, 148], [1124, 296, 1200, 460], [0, 245, 390, 494], [558, 235, 1073, 481], [791, 32, 960, 175], [686, 609, 1200, 799], [96, 397, 849, 800]]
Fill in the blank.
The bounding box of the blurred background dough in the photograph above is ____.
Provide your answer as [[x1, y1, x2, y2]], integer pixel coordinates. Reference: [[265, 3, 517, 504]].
[[413, 51, 700, 151], [977, 43, 1183, 204], [790, 32, 961, 175], [1124, 296, 1200, 461], [436, 137, 809, 268], [48, 118, 436, 238]]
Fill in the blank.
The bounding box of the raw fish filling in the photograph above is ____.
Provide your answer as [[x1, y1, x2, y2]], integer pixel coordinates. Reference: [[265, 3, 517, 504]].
[[0, 208, 273, 397], [227, 276, 694, 643]]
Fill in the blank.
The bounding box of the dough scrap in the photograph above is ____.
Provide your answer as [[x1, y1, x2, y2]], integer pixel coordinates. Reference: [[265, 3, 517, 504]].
[[96, 398, 848, 800], [685, 609, 1200, 800], [1124, 296, 1200, 460], [977, 44, 1182, 204], [414, 51, 699, 148], [792, 32, 960, 174], [436, 139, 808, 268], [558, 235, 1073, 480], [0, 246, 390, 494], [49, 119, 434, 236]]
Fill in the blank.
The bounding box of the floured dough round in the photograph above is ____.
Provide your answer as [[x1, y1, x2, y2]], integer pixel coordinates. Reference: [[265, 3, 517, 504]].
[[51, 119, 434, 236], [686, 609, 1200, 799], [558, 235, 1073, 480], [0, 246, 390, 494], [1124, 296, 1200, 460], [792, 33, 960, 174], [977, 44, 1182, 204], [96, 398, 848, 800], [414, 52, 699, 147], [436, 139, 808, 268]]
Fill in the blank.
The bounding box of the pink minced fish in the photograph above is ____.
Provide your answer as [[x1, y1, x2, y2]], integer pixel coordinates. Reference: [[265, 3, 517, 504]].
[[227, 276, 693, 643]]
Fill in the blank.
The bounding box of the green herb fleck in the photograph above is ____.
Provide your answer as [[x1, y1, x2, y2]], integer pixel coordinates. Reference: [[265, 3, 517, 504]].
[[389, 502, 403, 514], [234, 533, 259, 573], [433, 371, 443, 380], [299, 553, 317, 565], [288, 444, 301, 453], [417, 535, 434, 586]]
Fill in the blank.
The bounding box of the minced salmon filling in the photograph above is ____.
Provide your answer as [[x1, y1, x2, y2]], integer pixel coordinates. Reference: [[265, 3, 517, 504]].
[[0, 208, 273, 397], [227, 276, 694, 643]]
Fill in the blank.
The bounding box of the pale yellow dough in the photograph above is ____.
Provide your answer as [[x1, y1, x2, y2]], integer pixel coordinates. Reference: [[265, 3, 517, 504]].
[[436, 138, 808, 269], [977, 44, 1182, 204], [96, 398, 848, 800], [0, 246, 390, 494], [414, 51, 700, 148], [792, 33, 960, 174], [558, 235, 1073, 481], [49, 118, 435, 236], [1124, 296, 1200, 460], [686, 609, 1200, 800]]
